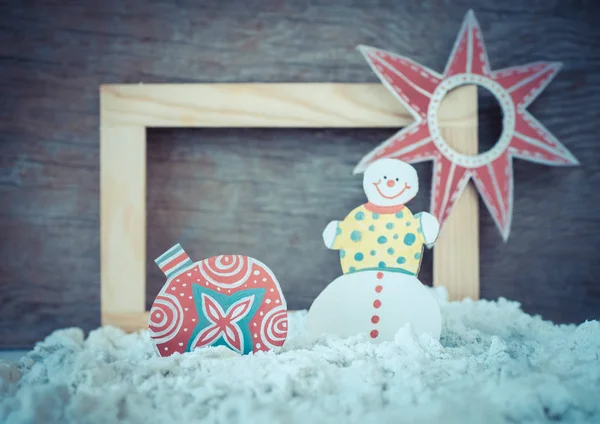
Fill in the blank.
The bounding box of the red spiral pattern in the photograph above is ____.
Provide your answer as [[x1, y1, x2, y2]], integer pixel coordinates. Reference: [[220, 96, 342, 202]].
[[261, 306, 288, 350], [198, 255, 252, 288], [148, 293, 183, 344]]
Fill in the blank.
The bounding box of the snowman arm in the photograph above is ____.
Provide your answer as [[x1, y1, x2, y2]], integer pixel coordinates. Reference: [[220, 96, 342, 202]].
[[322, 220, 341, 249], [416, 212, 440, 248]]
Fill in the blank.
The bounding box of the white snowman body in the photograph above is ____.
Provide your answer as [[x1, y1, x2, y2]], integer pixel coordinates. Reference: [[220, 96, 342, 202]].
[[306, 270, 442, 341], [307, 158, 443, 342]]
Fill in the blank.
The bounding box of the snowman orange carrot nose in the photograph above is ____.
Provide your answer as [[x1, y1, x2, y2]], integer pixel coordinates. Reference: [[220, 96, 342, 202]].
[[386, 180, 395, 188]]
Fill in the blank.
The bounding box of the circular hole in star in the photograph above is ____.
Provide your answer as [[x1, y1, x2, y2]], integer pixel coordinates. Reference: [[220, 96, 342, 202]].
[[435, 84, 504, 157]]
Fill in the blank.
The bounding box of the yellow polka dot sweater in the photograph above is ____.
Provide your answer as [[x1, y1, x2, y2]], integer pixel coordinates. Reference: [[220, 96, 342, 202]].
[[332, 203, 426, 276]]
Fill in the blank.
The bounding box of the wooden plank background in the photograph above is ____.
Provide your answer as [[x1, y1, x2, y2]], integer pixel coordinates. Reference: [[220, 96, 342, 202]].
[[1, 0, 599, 348]]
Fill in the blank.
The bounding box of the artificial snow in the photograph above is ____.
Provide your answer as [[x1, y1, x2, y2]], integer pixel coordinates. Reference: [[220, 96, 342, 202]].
[[1, 288, 599, 424]]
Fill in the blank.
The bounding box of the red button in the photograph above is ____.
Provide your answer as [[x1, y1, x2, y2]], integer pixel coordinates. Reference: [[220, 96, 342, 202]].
[[375, 285, 383, 293], [373, 299, 381, 308], [376, 272, 384, 279], [371, 315, 380, 324], [370, 329, 379, 338]]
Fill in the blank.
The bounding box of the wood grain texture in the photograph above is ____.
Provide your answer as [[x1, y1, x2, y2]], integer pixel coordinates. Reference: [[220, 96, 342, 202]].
[[1, 0, 600, 347], [102, 312, 150, 333], [434, 85, 480, 301], [100, 124, 146, 319], [101, 83, 413, 128]]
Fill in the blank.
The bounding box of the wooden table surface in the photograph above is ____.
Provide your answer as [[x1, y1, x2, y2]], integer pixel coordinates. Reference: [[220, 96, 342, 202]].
[[1, 0, 599, 347]]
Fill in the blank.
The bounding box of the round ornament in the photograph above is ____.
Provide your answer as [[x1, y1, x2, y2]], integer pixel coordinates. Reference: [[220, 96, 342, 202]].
[[150, 244, 288, 357]]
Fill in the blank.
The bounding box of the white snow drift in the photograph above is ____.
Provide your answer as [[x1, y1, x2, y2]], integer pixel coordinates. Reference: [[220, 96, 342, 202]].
[[1, 288, 599, 424]]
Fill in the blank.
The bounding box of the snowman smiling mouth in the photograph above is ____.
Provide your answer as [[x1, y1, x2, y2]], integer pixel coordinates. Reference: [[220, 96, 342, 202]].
[[373, 179, 411, 200]]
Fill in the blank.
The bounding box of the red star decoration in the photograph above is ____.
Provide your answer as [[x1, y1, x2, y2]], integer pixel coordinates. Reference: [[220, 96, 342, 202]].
[[354, 10, 578, 240]]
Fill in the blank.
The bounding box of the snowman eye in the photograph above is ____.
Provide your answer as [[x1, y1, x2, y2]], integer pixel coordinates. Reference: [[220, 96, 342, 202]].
[[383, 176, 387, 179], [396, 178, 399, 181]]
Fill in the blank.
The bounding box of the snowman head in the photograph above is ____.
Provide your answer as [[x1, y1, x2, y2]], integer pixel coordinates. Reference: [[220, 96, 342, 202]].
[[362, 158, 419, 207]]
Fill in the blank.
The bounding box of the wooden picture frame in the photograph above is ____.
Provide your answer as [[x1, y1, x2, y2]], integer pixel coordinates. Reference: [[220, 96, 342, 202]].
[[100, 83, 478, 331]]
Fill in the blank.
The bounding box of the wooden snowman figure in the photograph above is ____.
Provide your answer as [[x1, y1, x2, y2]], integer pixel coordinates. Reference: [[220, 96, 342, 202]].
[[306, 158, 443, 341]]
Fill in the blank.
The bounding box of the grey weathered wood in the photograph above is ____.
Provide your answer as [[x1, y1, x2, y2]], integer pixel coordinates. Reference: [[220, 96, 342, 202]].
[[146, 128, 426, 310], [1, 0, 600, 347]]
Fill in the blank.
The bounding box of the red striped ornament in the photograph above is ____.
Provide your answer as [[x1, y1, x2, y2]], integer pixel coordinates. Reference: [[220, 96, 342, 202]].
[[150, 244, 288, 357]]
